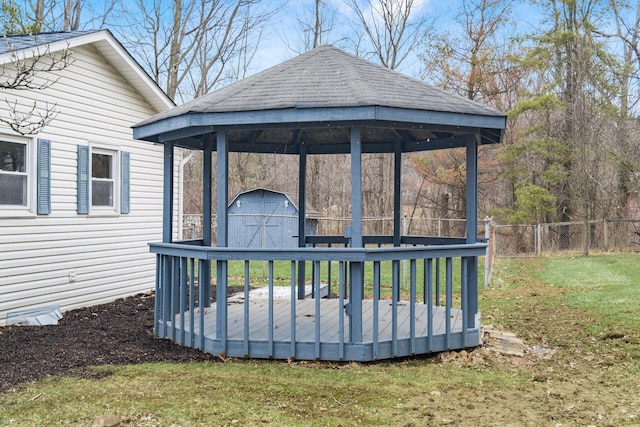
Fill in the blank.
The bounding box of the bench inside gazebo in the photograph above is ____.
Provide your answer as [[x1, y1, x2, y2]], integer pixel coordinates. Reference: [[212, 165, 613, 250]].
[[132, 46, 506, 362]]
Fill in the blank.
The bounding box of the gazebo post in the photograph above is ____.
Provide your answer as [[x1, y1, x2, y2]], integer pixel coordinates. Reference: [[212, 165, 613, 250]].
[[162, 141, 180, 315], [393, 140, 402, 301], [216, 131, 229, 346], [297, 141, 307, 300], [162, 141, 174, 243], [393, 141, 402, 246], [465, 133, 479, 328], [348, 127, 363, 342], [201, 138, 212, 306]]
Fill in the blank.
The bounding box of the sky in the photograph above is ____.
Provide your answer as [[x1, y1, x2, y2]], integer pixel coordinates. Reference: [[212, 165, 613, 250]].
[[254, 0, 438, 77], [252, 0, 543, 80], [6, 0, 546, 78], [20, 0, 546, 100]]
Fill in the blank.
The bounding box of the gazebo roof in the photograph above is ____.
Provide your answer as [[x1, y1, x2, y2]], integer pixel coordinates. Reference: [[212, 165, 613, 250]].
[[133, 45, 506, 154]]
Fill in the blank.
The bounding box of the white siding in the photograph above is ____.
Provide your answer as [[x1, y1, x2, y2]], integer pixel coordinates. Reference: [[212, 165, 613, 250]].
[[0, 44, 179, 325]]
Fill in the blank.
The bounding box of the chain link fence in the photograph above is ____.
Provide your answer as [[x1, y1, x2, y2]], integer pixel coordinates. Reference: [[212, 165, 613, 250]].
[[182, 214, 209, 240], [179, 214, 639, 291], [493, 224, 538, 257], [493, 219, 640, 257], [181, 214, 640, 256], [181, 214, 477, 242], [316, 216, 470, 237]]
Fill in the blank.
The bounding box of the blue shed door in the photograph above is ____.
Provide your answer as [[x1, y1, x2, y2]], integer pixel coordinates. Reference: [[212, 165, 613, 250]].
[[242, 201, 290, 248], [229, 194, 298, 248]]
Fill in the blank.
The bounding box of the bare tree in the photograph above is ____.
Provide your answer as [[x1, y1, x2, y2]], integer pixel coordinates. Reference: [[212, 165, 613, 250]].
[[0, 37, 73, 134], [120, 0, 275, 103], [1, 0, 116, 33], [278, 1, 351, 216], [312, 0, 325, 48], [188, 1, 274, 98], [346, 0, 434, 70], [340, 0, 436, 230], [62, 0, 82, 31], [0, 0, 115, 136], [414, 0, 517, 222], [593, 0, 640, 217], [121, 0, 278, 218], [420, 0, 515, 105], [284, 0, 345, 54]]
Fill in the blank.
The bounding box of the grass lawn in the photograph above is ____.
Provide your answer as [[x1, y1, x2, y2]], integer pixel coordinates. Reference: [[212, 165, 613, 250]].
[[221, 256, 477, 301], [1, 253, 639, 426]]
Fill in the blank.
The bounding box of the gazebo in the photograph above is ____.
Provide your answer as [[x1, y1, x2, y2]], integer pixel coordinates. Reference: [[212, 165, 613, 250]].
[[133, 46, 506, 361]]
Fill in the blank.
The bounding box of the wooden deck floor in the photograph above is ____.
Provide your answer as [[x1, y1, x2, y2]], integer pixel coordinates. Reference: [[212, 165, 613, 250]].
[[163, 298, 480, 361]]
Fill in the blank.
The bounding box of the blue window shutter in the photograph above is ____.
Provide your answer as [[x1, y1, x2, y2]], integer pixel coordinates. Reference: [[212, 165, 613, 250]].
[[77, 145, 89, 214], [37, 138, 51, 215], [121, 151, 130, 214]]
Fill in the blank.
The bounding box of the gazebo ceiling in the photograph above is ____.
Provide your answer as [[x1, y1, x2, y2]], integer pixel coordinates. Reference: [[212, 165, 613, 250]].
[[133, 46, 506, 154]]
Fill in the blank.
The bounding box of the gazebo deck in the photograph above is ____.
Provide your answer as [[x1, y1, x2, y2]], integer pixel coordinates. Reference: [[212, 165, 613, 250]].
[[162, 298, 479, 361], [152, 241, 486, 361]]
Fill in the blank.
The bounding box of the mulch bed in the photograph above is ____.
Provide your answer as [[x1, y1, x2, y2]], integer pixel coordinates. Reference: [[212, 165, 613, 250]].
[[0, 288, 244, 394]]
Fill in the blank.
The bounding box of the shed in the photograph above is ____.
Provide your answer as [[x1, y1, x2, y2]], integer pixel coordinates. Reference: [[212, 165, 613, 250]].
[[228, 188, 319, 248]]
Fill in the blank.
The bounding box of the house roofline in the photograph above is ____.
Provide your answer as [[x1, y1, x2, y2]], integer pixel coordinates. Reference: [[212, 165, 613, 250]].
[[0, 29, 174, 113]]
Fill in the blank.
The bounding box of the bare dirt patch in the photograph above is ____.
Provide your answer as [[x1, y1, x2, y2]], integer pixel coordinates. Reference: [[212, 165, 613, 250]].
[[0, 289, 244, 394]]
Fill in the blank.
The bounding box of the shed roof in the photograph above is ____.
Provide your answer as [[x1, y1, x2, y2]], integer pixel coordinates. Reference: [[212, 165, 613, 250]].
[[133, 45, 506, 153], [1, 30, 174, 112], [230, 188, 321, 218]]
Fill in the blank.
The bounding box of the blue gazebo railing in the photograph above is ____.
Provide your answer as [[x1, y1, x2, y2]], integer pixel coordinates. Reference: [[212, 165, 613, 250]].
[[150, 239, 486, 361]]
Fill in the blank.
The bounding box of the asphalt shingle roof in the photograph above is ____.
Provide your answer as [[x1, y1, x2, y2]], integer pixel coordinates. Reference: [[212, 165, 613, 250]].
[[141, 45, 505, 126], [0, 30, 99, 54]]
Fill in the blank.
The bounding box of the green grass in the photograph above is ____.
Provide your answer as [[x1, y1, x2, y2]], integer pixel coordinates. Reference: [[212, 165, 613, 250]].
[[536, 253, 640, 338], [0, 359, 525, 426], [2, 253, 640, 426], [217, 257, 485, 301], [538, 253, 640, 290]]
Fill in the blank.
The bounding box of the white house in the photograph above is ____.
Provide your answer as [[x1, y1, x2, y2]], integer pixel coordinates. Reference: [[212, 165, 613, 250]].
[[0, 30, 177, 325]]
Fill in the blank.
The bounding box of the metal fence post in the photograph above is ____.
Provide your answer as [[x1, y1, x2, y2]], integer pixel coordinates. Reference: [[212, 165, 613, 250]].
[[403, 213, 408, 289], [582, 219, 589, 256], [484, 216, 492, 289]]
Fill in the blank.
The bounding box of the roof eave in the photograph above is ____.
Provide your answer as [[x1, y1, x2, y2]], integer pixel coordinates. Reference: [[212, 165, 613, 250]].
[[89, 31, 175, 112], [132, 106, 507, 143], [0, 30, 174, 113]]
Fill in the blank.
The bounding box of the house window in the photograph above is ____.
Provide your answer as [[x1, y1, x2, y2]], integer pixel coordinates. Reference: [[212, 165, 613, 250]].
[[77, 145, 129, 215], [0, 139, 28, 206], [91, 150, 115, 207]]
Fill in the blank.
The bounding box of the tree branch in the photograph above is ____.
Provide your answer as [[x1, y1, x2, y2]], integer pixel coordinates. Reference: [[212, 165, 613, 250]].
[[0, 36, 73, 135], [0, 37, 73, 90], [0, 99, 59, 135]]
